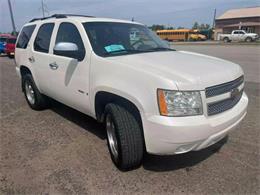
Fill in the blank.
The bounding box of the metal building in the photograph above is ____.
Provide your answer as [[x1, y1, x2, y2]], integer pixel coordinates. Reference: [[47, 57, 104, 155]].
[[215, 7, 260, 40]]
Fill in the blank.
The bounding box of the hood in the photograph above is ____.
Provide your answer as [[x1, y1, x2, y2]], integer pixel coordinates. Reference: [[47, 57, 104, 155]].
[[106, 51, 243, 90]]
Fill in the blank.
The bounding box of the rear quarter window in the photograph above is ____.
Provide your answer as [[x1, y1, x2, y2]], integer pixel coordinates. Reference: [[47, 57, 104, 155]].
[[16, 25, 36, 49], [34, 23, 54, 53]]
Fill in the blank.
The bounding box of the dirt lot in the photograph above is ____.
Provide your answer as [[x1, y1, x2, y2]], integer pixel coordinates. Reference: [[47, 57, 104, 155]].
[[0, 44, 259, 194]]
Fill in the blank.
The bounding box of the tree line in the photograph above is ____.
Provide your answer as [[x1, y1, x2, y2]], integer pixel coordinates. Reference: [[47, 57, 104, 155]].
[[149, 22, 211, 31]]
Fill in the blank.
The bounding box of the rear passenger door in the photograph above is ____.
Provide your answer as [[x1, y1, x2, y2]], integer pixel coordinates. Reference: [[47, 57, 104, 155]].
[[47, 22, 91, 114], [15, 24, 36, 76], [31, 23, 55, 94], [232, 31, 239, 41]]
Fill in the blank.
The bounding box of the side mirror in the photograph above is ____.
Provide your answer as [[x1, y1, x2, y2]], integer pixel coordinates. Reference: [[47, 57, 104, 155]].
[[163, 40, 171, 47], [53, 42, 79, 60]]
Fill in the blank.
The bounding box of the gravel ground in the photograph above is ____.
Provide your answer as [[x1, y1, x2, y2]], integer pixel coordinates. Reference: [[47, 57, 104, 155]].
[[0, 44, 259, 194]]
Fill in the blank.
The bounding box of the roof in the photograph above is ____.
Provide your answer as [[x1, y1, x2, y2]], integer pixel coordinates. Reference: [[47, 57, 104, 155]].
[[6, 36, 16, 39], [217, 7, 260, 20], [0, 34, 13, 38], [157, 29, 191, 32]]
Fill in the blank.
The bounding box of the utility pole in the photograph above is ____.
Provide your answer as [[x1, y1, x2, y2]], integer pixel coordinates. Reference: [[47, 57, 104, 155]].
[[212, 8, 216, 28], [7, 0, 17, 35], [41, 0, 45, 17], [40, 0, 49, 18]]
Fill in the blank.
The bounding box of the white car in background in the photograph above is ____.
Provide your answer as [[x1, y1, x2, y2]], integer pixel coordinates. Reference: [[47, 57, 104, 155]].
[[220, 30, 258, 42], [15, 14, 248, 170]]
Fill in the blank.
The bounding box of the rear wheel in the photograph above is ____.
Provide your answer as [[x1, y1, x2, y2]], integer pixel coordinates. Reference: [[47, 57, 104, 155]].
[[245, 37, 252, 42], [223, 37, 230, 43], [105, 103, 144, 171], [22, 74, 48, 110]]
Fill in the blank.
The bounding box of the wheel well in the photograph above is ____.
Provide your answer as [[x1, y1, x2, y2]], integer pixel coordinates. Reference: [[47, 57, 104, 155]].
[[20, 66, 32, 77], [95, 91, 143, 126], [20, 66, 32, 91]]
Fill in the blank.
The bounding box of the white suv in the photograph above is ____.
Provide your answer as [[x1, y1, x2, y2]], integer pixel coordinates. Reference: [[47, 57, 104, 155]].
[[15, 14, 248, 170]]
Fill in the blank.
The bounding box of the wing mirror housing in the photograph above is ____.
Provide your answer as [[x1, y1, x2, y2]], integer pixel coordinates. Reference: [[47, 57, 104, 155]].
[[53, 42, 79, 60]]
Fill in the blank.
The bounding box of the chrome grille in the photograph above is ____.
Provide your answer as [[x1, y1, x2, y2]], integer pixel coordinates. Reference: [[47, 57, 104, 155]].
[[205, 76, 244, 98], [207, 90, 243, 116], [206, 76, 244, 116]]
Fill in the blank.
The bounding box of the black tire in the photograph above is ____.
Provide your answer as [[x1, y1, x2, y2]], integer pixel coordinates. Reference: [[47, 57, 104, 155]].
[[105, 103, 144, 171], [8, 54, 13, 58], [22, 74, 48, 110], [245, 37, 252, 42], [223, 37, 230, 43]]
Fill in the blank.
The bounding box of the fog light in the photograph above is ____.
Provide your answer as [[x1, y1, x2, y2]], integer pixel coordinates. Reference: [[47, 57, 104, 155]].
[[175, 143, 198, 154]]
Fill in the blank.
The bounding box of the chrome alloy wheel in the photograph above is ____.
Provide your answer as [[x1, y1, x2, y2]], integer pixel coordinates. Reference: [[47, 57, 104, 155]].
[[25, 82, 35, 105], [106, 114, 119, 161]]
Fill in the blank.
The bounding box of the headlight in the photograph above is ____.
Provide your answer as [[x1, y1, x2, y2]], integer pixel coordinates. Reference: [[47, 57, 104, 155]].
[[157, 89, 203, 116]]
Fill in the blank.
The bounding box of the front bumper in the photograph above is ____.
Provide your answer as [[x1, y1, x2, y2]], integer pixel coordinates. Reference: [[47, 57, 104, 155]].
[[142, 92, 248, 155]]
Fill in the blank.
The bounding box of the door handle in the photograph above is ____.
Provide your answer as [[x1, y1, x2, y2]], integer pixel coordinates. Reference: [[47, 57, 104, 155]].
[[49, 62, 59, 70], [28, 56, 35, 63]]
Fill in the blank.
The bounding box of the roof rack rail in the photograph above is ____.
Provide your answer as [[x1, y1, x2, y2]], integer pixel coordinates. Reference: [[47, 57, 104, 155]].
[[60, 14, 95, 18], [29, 14, 95, 23]]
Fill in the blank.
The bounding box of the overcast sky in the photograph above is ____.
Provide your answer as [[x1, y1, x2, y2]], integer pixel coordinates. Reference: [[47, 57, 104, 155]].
[[0, 0, 259, 32]]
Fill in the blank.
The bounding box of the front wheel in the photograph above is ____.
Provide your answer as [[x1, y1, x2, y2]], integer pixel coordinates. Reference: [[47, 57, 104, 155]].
[[105, 103, 144, 171], [245, 37, 252, 42]]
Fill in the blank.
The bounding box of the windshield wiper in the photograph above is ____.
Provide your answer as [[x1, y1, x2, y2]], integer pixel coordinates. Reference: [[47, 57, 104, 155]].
[[145, 47, 175, 51], [103, 47, 175, 56], [103, 49, 139, 56]]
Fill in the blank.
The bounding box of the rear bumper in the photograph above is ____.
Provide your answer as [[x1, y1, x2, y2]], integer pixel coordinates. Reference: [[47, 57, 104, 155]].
[[4, 49, 15, 55], [142, 92, 248, 155]]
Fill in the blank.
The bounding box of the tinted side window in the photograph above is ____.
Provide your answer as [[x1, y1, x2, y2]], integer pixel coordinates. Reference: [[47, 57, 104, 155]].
[[16, 25, 36, 49], [55, 22, 85, 61], [0, 37, 7, 43], [34, 23, 54, 53]]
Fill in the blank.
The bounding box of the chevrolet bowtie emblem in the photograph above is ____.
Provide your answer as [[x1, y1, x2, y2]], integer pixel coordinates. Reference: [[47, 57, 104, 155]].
[[230, 88, 240, 98]]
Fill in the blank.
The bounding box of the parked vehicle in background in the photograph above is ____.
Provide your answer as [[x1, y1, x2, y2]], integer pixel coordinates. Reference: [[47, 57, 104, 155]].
[[198, 29, 214, 40], [0, 34, 11, 54], [15, 14, 248, 170], [189, 30, 207, 41], [220, 30, 258, 42], [4, 36, 16, 58], [156, 29, 206, 41]]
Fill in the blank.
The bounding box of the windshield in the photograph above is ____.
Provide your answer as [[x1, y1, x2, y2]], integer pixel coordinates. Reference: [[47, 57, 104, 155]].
[[83, 22, 173, 57], [0, 37, 7, 43], [7, 38, 16, 44]]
